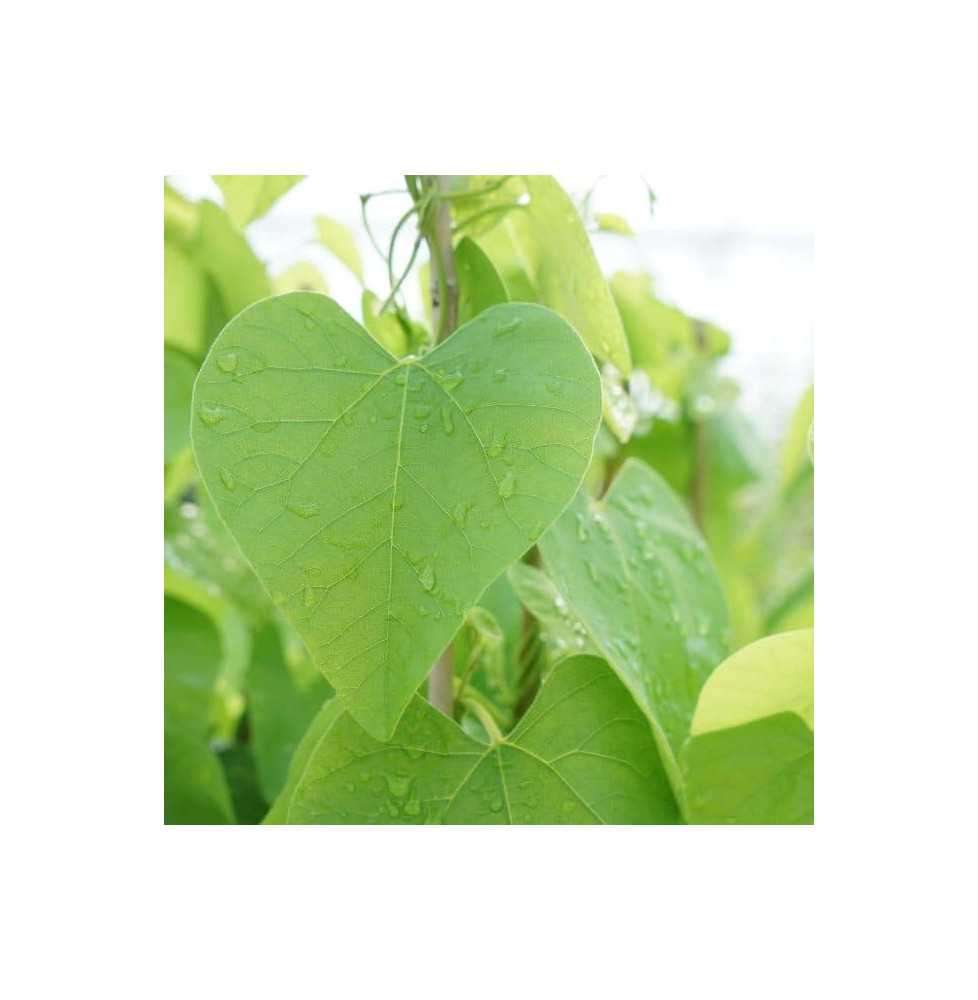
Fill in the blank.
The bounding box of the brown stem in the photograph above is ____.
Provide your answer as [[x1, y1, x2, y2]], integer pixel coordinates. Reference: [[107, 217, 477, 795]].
[[423, 175, 460, 717]]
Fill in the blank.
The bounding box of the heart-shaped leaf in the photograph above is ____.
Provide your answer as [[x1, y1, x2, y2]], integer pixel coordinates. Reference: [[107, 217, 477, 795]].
[[278, 656, 680, 824], [191, 293, 600, 739]]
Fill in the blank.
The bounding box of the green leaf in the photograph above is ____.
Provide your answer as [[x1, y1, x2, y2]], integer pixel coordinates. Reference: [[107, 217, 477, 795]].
[[247, 622, 331, 802], [197, 201, 272, 319], [361, 290, 409, 356], [164, 347, 198, 463], [316, 216, 363, 282], [781, 383, 814, 493], [682, 630, 814, 824], [594, 212, 635, 235], [164, 726, 236, 825], [192, 293, 601, 739], [164, 597, 235, 824], [217, 741, 269, 824], [163, 563, 251, 742], [262, 696, 345, 824], [284, 656, 680, 824], [213, 175, 305, 228], [538, 459, 730, 794], [164, 238, 211, 358], [507, 561, 599, 660], [273, 261, 329, 295], [164, 496, 271, 624], [610, 272, 729, 397], [455, 235, 508, 326], [683, 714, 813, 824], [691, 628, 813, 735], [478, 177, 632, 375]]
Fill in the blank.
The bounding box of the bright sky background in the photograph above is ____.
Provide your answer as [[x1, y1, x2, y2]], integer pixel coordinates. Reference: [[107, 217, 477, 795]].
[[170, 173, 813, 444]]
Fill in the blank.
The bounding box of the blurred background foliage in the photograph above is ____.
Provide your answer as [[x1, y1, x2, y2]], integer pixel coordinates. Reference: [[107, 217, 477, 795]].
[[163, 175, 813, 824]]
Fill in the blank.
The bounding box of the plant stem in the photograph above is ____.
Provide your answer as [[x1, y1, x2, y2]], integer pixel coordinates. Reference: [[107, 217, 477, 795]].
[[422, 175, 460, 717]]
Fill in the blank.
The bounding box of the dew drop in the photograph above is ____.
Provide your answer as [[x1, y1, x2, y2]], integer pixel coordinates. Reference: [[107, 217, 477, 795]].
[[216, 351, 238, 373], [370, 414, 378, 424], [287, 499, 321, 519], [490, 796, 503, 813], [387, 775, 412, 798], [197, 402, 226, 426], [219, 467, 235, 490], [499, 469, 516, 499], [387, 802, 400, 818], [441, 407, 454, 435], [303, 587, 316, 607], [334, 355, 348, 368], [545, 376, 565, 398], [414, 404, 431, 419], [420, 424, 429, 434], [394, 369, 408, 386], [441, 372, 465, 390], [305, 317, 316, 331], [420, 565, 436, 592], [452, 501, 472, 528], [403, 799, 421, 817], [492, 369, 507, 383], [418, 605, 429, 617], [494, 317, 522, 338]]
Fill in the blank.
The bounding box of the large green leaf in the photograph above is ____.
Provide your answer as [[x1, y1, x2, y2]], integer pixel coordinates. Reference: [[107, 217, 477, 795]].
[[164, 597, 234, 824], [283, 656, 680, 824], [191, 293, 601, 739], [682, 630, 814, 824], [538, 459, 730, 794], [214, 175, 305, 228], [473, 176, 632, 375]]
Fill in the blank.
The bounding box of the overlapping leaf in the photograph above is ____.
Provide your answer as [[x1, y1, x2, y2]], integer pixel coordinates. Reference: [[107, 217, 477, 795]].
[[538, 459, 730, 793], [682, 630, 814, 824], [214, 175, 305, 228], [164, 598, 234, 824], [281, 656, 680, 824], [247, 622, 331, 802], [469, 176, 633, 375], [192, 293, 601, 739]]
